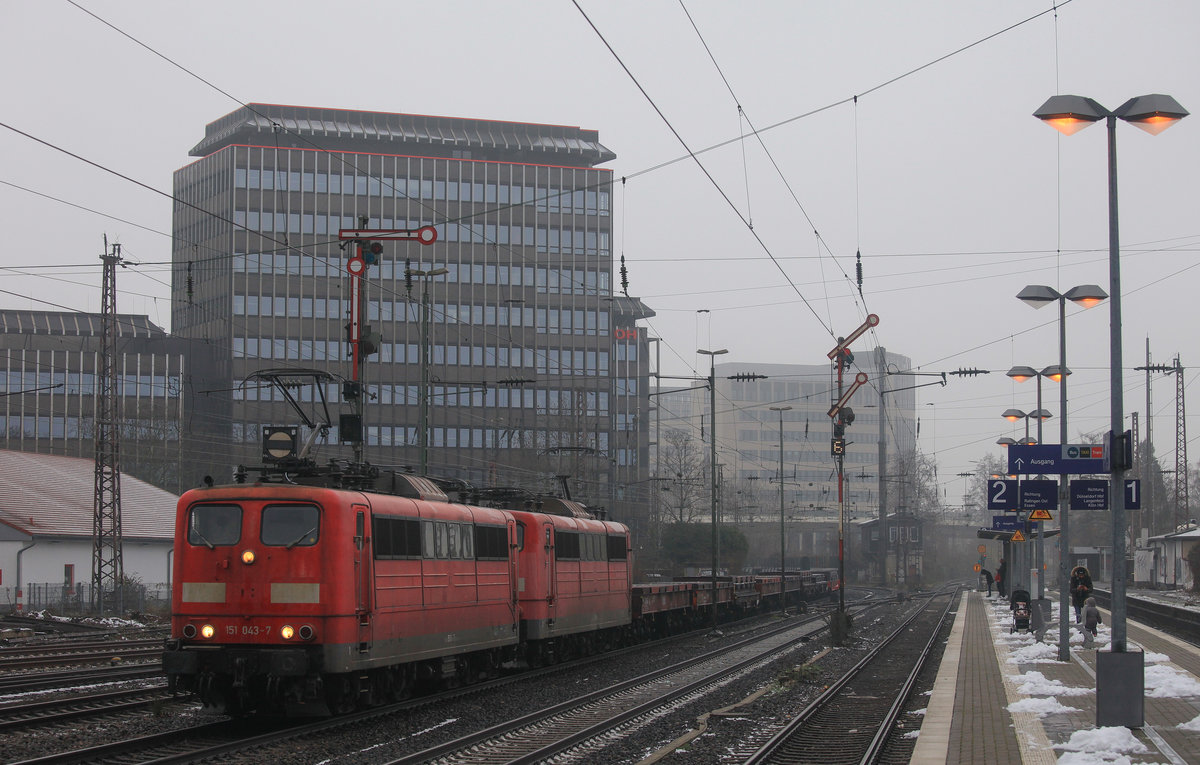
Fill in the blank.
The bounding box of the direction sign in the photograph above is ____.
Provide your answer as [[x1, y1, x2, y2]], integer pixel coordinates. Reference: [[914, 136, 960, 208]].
[[992, 515, 1021, 531], [986, 479, 1019, 511], [1008, 443, 1106, 475], [1020, 479, 1058, 510], [1028, 509, 1053, 521], [1070, 479, 1109, 510]]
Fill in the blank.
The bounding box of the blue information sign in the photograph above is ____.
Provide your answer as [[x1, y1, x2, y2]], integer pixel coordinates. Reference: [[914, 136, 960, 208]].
[[1125, 479, 1142, 510], [992, 515, 1021, 531], [1070, 479, 1109, 510], [1019, 479, 1058, 510], [986, 479, 1019, 511], [1008, 443, 1106, 475]]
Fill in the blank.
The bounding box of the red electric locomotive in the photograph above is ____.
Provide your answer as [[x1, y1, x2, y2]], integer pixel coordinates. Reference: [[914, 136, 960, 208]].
[[163, 471, 633, 715]]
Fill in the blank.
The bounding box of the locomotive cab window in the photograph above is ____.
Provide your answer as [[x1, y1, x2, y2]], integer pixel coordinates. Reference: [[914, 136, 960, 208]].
[[261, 503, 320, 547], [187, 503, 242, 547]]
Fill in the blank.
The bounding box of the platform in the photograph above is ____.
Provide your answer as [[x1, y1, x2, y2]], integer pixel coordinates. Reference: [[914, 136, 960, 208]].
[[911, 590, 1200, 764]]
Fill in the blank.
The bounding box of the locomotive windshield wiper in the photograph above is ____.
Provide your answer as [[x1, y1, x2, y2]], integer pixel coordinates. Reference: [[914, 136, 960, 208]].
[[285, 527, 317, 549], [192, 528, 215, 550]]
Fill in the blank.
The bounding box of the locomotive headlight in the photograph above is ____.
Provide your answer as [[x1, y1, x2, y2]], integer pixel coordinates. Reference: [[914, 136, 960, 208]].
[[200, 624, 215, 639], [280, 625, 295, 640], [241, 549, 256, 565]]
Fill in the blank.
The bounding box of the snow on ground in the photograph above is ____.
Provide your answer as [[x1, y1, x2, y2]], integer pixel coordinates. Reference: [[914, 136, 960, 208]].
[[1053, 726, 1151, 763], [981, 592, 1200, 763], [1008, 696, 1081, 718]]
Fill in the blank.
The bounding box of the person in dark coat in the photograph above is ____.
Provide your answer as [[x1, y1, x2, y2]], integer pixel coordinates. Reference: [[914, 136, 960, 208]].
[[979, 567, 993, 596], [1069, 565, 1093, 623], [1082, 596, 1102, 646], [995, 558, 1007, 598]]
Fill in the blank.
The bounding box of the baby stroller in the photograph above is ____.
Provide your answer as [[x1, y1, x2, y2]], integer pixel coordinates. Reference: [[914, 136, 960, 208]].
[[1010, 589, 1031, 633]]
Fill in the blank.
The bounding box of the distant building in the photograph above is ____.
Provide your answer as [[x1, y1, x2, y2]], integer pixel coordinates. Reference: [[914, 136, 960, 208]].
[[0, 310, 224, 493], [651, 354, 917, 522], [0, 450, 177, 612], [171, 104, 654, 531]]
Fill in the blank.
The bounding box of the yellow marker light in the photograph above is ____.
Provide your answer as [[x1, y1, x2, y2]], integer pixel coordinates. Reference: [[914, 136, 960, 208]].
[[241, 549, 256, 565], [200, 624, 215, 639], [280, 625, 295, 640]]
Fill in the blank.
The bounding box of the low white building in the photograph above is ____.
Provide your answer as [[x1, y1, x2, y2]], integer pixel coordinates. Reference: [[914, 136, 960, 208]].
[[1135, 525, 1199, 590], [0, 450, 177, 612]]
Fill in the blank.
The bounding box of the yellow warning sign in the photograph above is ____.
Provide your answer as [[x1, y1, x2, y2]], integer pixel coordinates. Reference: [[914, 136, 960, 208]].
[[1011, 530, 1026, 542], [1028, 509, 1053, 521]]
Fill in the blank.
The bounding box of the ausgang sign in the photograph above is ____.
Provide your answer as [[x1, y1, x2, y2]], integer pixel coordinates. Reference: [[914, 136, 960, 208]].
[[1008, 443, 1106, 475]]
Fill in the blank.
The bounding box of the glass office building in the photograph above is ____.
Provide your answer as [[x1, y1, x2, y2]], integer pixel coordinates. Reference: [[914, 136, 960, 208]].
[[171, 104, 653, 525], [0, 310, 224, 493]]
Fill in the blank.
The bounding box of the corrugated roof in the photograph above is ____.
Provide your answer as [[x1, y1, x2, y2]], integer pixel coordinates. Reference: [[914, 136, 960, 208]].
[[0, 451, 177, 540]]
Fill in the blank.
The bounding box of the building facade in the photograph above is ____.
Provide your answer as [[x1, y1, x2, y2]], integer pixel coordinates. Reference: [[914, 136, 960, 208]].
[[0, 310, 224, 493], [171, 104, 653, 530], [651, 353, 917, 527]]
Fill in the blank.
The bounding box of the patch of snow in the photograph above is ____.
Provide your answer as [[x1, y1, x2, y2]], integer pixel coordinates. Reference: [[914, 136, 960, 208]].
[[1007, 696, 1080, 718], [1053, 726, 1148, 756]]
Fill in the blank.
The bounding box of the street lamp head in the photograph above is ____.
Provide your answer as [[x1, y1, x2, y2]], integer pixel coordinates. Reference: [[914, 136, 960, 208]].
[[1018, 436, 1039, 446], [996, 437, 1017, 448], [698, 348, 729, 357], [1002, 408, 1027, 422], [769, 405, 792, 412], [1115, 94, 1189, 135], [1016, 284, 1061, 308], [1007, 365, 1039, 382], [1041, 364, 1070, 382], [1034, 95, 1108, 135], [1029, 408, 1053, 421], [1063, 284, 1108, 309]]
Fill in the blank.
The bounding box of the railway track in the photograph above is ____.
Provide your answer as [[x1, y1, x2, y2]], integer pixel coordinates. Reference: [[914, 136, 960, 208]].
[[0, 664, 164, 694], [5, 596, 890, 764], [0, 683, 179, 732], [0, 640, 163, 670], [381, 603, 882, 765], [738, 587, 958, 765]]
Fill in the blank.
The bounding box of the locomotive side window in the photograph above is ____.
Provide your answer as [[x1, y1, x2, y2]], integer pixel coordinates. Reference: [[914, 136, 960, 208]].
[[188, 503, 241, 547], [373, 515, 421, 559], [261, 503, 320, 547], [475, 525, 508, 560], [515, 522, 526, 552], [607, 534, 628, 560], [555, 530, 581, 560], [420, 520, 478, 560]]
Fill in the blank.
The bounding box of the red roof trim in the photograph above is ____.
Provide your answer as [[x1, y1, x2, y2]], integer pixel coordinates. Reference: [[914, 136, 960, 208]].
[[193, 143, 615, 174]]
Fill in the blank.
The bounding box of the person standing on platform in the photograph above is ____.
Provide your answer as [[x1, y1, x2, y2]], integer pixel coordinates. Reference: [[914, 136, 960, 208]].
[[980, 567, 993, 596], [996, 558, 1008, 598], [1082, 596, 1102, 647], [1070, 566, 1093, 623]]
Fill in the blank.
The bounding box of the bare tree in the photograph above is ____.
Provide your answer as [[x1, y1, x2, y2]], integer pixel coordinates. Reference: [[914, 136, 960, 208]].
[[658, 429, 706, 523]]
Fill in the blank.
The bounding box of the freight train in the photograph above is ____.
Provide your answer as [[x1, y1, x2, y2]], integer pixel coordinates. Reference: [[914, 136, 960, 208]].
[[163, 468, 838, 716]]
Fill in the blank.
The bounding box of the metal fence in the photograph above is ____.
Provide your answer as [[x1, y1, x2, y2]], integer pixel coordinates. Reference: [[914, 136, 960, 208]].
[[0, 583, 171, 616]]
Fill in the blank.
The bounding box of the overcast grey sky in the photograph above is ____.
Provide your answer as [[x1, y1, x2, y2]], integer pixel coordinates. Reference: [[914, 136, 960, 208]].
[[3, 1, 1198, 500]]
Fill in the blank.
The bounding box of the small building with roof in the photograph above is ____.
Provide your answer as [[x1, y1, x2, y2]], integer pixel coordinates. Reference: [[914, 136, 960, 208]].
[[0, 450, 177, 612]]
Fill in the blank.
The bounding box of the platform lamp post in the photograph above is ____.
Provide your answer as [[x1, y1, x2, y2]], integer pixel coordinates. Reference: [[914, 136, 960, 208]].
[[1007, 364, 1068, 602], [1001, 408, 1047, 598], [769, 405, 792, 615], [1035, 92, 1187, 726], [1015, 285, 1108, 662], [698, 348, 728, 630]]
